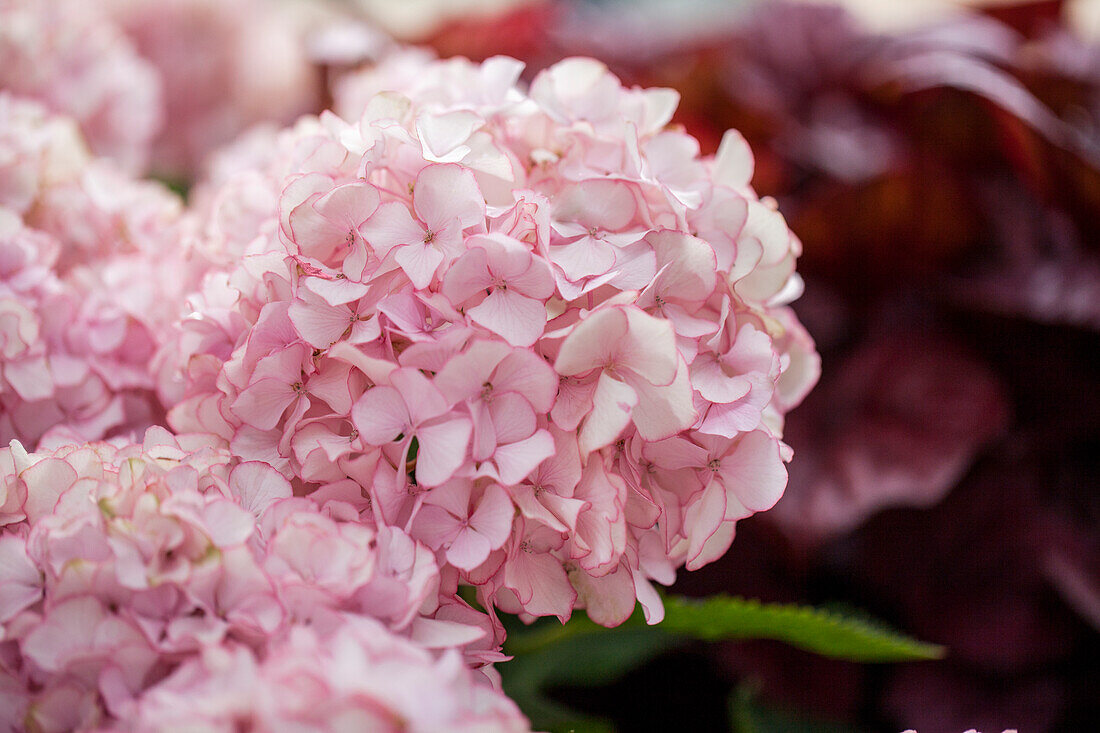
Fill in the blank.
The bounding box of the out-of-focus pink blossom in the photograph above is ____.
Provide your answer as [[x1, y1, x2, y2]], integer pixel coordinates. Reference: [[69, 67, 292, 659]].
[[104, 0, 322, 177], [120, 617, 529, 732], [159, 54, 818, 628], [0, 96, 194, 448], [0, 429, 517, 730], [0, 0, 162, 173]]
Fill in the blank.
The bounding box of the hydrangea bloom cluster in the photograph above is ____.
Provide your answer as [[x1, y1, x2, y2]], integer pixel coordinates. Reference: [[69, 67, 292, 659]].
[[0, 429, 527, 731], [161, 55, 819, 627], [0, 0, 161, 173], [1, 94, 191, 447]]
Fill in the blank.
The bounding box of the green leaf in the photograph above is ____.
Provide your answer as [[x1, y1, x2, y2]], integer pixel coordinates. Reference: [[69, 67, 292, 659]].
[[659, 594, 945, 663], [498, 595, 943, 731]]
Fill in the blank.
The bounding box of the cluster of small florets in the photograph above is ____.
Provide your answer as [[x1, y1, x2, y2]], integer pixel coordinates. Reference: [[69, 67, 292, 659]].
[[160, 55, 819, 628], [0, 94, 191, 447], [0, 428, 527, 731]]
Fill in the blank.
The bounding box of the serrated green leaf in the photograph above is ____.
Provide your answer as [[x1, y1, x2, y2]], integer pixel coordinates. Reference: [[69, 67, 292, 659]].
[[498, 594, 942, 731], [660, 594, 945, 662]]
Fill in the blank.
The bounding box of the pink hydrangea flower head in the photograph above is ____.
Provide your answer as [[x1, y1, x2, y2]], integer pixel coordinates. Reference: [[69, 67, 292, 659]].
[[160, 54, 819, 629]]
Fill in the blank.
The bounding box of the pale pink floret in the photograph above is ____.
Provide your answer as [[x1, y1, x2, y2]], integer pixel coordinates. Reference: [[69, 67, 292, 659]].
[[361, 163, 487, 288], [442, 233, 555, 347], [413, 479, 513, 571], [555, 305, 696, 454]]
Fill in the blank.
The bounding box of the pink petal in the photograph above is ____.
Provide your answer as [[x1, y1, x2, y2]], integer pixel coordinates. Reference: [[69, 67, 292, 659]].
[[288, 299, 352, 349], [289, 197, 348, 261], [440, 246, 493, 305], [719, 430, 787, 513], [415, 416, 473, 488], [231, 378, 297, 431], [549, 236, 615, 281], [395, 240, 445, 289], [568, 562, 636, 627], [422, 477, 474, 519], [302, 276, 371, 306], [4, 355, 53, 401], [635, 575, 665, 625], [683, 479, 727, 569], [505, 549, 575, 622], [468, 289, 546, 347], [579, 373, 638, 455], [360, 202, 425, 257], [493, 350, 558, 414], [21, 457, 77, 524], [446, 526, 493, 570], [468, 483, 514, 549], [624, 360, 696, 441], [512, 486, 570, 533], [713, 129, 754, 190], [685, 520, 736, 572], [691, 354, 752, 404], [553, 179, 637, 231], [554, 307, 627, 377], [0, 536, 41, 622], [409, 616, 487, 648], [492, 430, 555, 486], [317, 182, 380, 224], [390, 368, 449, 424], [643, 436, 709, 471], [414, 164, 485, 231], [416, 110, 483, 161], [412, 504, 462, 550], [351, 386, 409, 445], [487, 392, 537, 444], [620, 307, 678, 386], [229, 462, 293, 518], [434, 340, 511, 404]]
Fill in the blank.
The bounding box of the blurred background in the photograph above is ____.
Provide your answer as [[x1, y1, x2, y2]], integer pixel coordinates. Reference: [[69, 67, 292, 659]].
[[7, 0, 1097, 730]]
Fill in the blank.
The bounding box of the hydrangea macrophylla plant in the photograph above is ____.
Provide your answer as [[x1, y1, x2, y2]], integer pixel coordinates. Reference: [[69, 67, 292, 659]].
[[159, 54, 819, 629], [0, 94, 194, 448], [0, 428, 526, 731]]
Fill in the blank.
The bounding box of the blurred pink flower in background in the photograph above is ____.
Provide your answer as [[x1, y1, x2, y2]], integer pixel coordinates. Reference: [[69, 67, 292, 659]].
[[0, 0, 161, 173], [104, 0, 323, 178]]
